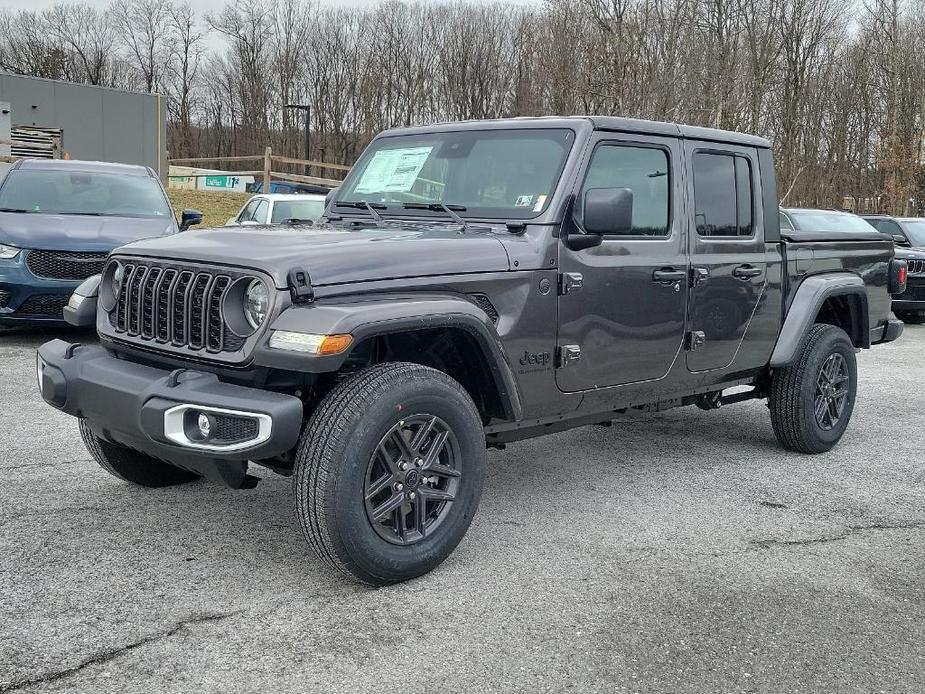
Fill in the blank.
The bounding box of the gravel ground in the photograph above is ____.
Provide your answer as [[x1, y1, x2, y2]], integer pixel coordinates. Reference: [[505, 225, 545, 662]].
[[1, 326, 922, 693]]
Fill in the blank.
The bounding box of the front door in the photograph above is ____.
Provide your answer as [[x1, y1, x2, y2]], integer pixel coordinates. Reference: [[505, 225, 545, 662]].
[[684, 143, 767, 372], [556, 134, 688, 393]]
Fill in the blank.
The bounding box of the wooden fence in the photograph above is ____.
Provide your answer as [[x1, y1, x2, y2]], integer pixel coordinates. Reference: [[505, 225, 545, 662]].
[[168, 147, 351, 190]]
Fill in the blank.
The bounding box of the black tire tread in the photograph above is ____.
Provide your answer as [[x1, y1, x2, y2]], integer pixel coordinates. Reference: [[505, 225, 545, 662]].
[[769, 323, 853, 454], [293, 362, 481, 585], [79, 419, 199, 487]]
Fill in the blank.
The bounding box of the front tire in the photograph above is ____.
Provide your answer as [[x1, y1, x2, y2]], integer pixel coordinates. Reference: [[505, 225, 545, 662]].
[[294, 362, 485, 586], [79, 420, 200, 487], [769, 324, 857, 454]]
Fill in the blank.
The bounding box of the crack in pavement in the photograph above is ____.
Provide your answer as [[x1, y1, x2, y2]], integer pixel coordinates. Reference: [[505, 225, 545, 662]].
[[5, 459, 86, 472], [749, 520, 925, 550], [0, 611, 242, 693]]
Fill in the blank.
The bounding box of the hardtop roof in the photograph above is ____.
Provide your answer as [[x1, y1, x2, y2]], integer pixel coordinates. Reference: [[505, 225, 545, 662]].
[[379, 116, 771, 149]]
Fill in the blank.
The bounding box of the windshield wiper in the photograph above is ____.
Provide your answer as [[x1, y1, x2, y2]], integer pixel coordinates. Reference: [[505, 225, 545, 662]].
[[403, 203, 469, 230], [335, 200, 386, 222], [0, 207, 30, 213]]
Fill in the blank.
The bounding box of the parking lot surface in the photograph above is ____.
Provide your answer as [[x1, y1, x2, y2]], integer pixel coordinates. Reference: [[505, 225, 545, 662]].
[[1, 326, 923, 693]]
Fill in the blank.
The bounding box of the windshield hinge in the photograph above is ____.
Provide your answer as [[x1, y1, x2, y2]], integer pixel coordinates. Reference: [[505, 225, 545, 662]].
[[287, 268, 314, 304], [559, 272, 583, 295], [505, 221, 527, 234]]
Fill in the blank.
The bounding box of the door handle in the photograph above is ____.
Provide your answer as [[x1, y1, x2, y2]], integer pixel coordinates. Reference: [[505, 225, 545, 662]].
[[652, 268, 686, 283], [733, 265, 763, 279]]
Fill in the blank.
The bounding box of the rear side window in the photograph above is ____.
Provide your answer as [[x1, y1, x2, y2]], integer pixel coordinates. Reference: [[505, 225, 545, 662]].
[[693, 152, 754, 237], [579, 144, 670, 237]]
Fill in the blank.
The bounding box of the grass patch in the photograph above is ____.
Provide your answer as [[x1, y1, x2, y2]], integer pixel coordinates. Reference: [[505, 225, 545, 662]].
[[167, 189, 251, 229]]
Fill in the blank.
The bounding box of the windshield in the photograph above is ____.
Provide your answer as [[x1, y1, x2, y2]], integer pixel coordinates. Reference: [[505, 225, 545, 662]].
[[0, 169, 173, 218], [338, 128, 575, 219], [789, 211, 876, 233], [901, 221, 925, 245], [271, 199, 326, 224]]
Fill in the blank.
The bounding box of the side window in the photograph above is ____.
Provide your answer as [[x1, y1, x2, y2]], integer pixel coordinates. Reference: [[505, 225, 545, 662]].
[[254, 199, 270, 224], [779, 212, 794, 231], [238, 200, 259, 222], [879, 219, 905, 240], [579, 144, 670, 237], [693, 152, 754, 237]]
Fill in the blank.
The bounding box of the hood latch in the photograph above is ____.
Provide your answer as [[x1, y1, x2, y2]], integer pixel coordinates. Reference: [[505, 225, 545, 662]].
[[287, 268, 315, 304]]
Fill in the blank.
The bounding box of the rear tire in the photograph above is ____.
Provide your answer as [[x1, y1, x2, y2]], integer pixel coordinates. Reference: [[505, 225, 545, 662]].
[[896, 311, 925, 324], [294, 362, 484, 586], [79, 419, 200, 487], [769, 324, 857, 454]]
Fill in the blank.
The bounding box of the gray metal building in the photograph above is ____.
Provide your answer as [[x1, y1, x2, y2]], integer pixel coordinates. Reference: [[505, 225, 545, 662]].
[[0, 73, 167, 177]]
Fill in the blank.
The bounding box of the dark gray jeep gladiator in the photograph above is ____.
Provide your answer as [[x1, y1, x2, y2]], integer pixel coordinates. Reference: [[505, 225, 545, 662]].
[[37, 117, 906, 585]]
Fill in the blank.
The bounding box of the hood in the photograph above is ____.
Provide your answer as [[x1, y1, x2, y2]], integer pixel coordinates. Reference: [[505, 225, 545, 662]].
[[0, 212, 177, 251], [894, 246, 925, 259], [116, 223, 512, 287]]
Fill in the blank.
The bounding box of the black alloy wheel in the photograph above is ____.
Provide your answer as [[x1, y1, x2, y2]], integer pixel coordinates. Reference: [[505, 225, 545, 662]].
[[364, 414, 461, 545], [813, 353, 850, 431]]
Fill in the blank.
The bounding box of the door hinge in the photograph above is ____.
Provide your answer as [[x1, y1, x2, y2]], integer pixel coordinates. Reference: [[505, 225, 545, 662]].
[[557, 344, 581, 367], [690, 267, 709, 287], [686, 330, 706, 351], [559, 272, 583, 295]]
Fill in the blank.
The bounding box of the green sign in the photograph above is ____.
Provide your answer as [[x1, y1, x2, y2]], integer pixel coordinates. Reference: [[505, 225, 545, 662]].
[[205, 175, 234, 188]]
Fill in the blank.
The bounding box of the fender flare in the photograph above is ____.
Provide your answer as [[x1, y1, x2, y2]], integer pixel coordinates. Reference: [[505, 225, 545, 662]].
[[769, 273, 869, 367], [253, 293, 523, 421]]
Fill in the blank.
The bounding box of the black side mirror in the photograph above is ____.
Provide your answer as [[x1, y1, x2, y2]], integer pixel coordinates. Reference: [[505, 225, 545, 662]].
[[584, 187, 633, 235], [179, 208, 203, 231], [324, 187, 339, 211], [893, 234, 910, 246]]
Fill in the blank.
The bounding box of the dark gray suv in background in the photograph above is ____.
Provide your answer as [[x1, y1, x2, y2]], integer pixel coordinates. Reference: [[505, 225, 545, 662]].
[[38, 117, 904, 585], [862, 214, 925, 322]]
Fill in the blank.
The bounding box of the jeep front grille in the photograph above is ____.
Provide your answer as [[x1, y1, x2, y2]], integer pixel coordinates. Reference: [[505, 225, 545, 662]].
[[907, 259, 925, 275], [110, 260, 250, 353], [27, 250, 108, 280]]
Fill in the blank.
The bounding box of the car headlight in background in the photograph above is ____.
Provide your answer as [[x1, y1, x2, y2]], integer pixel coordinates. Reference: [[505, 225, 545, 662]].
[[0, 243, 20, 260], [268, 331, 353, 355], [244, 279, 269, 329]]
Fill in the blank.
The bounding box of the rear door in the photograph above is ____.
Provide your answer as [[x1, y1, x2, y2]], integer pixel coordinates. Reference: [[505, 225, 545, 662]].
[[556, 133, 688, 392], [684, 143, 767, 372]]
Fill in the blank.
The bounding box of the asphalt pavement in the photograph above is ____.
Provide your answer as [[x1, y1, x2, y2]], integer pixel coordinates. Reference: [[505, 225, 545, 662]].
[[1, 325, 922, 693]]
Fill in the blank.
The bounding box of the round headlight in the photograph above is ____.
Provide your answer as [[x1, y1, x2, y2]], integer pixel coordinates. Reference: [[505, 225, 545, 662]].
[[244, 279, 269, 329], [99, 260, 123, 313], [112, 262, 124, 289]]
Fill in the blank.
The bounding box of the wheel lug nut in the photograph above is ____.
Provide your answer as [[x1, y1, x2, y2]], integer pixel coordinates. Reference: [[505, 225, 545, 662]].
[[395, 483, 404, 492], [400, 462, 409, 471], [409, 492, 416, 500], [414, 458, 423, 467]]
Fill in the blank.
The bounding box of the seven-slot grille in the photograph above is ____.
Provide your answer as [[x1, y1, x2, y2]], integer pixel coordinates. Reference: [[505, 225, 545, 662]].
[[111, 261, 248, 353], [27, 250, 108, 280], [906, 259, 925, 275]]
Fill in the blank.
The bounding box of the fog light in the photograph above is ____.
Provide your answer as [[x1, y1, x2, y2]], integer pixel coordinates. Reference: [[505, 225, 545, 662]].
[[197, 413, 213, 439]]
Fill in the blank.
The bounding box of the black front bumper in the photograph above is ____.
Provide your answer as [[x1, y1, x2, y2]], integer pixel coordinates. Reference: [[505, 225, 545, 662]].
[[37, 339, 303, 487]]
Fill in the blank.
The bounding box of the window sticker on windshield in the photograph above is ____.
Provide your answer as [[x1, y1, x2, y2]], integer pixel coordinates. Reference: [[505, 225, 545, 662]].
[[515, 195, 534, 207], [533, 194, 547, 212], [354, 146, 433, 194]]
